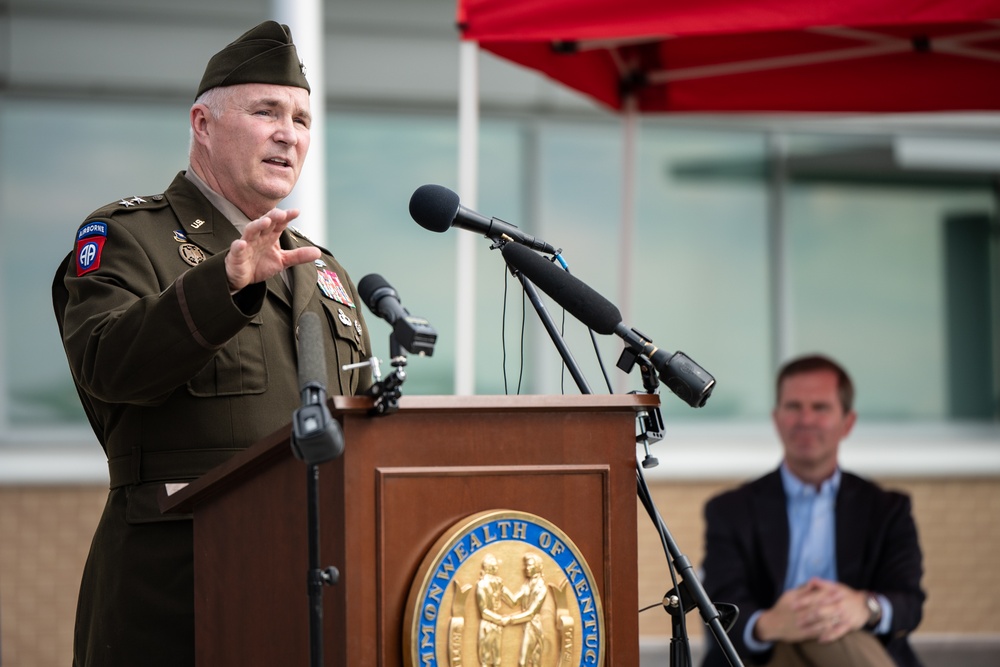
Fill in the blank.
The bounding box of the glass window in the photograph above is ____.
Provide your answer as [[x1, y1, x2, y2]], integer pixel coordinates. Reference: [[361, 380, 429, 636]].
[[326, 110, 463, 395], [4, 100, 996, 444], [0, 99, 188, 434], [785, 163, 997, 420], [517, 121, 772, 420], [326, 111, 530, 397]]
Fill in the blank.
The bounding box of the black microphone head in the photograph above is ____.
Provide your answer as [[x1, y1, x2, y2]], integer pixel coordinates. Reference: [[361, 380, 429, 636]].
[[358, 273, 394, 312], [409, 184, 460, 233], [501, 243, 622, 335], [658, 350, 716, 408], [297, 311, 327, 390]]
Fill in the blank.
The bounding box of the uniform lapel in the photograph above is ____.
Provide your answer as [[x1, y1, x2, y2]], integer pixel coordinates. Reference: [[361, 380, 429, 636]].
[[166, 176, 241, 257], [166, 175, 292, 306]]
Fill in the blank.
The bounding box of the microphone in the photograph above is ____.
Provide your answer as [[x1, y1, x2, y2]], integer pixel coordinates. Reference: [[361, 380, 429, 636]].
[[409, 184, 558, 255], [357, 273, 438, 357], [291, 312, 345, 464], [501, 242, 716, 408]]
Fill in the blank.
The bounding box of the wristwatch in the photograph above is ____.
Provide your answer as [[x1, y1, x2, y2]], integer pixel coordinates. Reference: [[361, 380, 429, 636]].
[[864, 593, 882, 630]]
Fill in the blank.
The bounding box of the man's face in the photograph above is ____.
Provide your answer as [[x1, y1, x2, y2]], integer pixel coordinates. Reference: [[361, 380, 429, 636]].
[[772, 369, 856, 481], [198, 83, 311, 218]]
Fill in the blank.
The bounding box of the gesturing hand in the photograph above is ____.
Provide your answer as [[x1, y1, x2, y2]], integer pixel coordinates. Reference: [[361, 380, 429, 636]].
[[224, 208, 321, 291]]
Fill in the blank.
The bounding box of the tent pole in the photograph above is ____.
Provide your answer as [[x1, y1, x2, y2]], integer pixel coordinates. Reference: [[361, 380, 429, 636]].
[[767, 132, 792, 368], [617, 96, 638, 393], [456, 40, 479, 395]]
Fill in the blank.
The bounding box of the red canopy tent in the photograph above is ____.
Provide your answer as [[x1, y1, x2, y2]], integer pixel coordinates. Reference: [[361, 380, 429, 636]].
[[457, 0, 1000, 113], [445, 0, 1000, 394]]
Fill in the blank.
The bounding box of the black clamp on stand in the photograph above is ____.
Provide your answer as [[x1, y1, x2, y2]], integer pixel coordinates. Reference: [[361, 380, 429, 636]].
[[661, 581, 739, 667], [344, 335, 410, 416], [621, 350, 666, 469]]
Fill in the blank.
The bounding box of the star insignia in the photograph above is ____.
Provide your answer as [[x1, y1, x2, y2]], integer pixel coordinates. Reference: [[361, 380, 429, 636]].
[[119, 199, 135, 207], [130, 196, 146, 205]]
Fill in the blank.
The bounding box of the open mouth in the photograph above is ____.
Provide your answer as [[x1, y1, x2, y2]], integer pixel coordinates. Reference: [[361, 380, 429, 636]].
[[264, 157, 292, 168]]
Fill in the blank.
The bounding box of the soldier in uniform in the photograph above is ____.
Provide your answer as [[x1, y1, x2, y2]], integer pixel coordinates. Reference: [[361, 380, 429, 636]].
[[51, 21, 372, 667]]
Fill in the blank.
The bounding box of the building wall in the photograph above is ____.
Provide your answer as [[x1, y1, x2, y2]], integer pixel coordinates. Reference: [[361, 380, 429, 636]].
[[2, 477, 998, 665]]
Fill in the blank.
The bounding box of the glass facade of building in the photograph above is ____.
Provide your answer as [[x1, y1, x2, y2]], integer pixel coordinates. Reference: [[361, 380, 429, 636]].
[[2, 97, 997, 441]]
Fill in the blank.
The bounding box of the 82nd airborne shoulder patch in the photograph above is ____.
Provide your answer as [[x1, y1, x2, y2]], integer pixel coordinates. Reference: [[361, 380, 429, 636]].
[[75, 221, 108, 276]]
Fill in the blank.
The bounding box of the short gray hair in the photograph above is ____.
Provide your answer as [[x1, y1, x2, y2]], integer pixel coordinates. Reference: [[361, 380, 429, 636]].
[[188, 86, 236, 152]]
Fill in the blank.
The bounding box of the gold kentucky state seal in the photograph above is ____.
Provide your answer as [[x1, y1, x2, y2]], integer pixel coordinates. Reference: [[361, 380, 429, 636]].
[[403, 509, 606, 667]]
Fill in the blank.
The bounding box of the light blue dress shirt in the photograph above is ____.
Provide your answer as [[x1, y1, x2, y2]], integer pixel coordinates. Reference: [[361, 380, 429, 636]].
[[743, 464, 893, 652]]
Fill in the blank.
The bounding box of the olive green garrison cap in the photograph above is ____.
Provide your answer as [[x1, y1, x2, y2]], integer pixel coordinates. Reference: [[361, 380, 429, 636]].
[[196, 20, 310, 98]]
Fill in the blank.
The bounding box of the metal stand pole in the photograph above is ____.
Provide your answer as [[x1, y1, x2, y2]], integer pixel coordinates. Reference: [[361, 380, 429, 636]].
[[307, 463, 339, 667]]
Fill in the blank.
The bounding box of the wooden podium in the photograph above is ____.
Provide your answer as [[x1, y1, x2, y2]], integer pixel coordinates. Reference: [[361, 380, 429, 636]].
[[161, 393, 656, 666]]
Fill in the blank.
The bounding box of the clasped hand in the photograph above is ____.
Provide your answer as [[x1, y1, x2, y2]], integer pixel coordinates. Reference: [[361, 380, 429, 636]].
[[756, 578, 869, 644]]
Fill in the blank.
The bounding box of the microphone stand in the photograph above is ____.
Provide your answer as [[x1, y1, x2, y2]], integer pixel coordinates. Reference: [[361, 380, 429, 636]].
[[291, 384, 345, 667], [504, 249, 592, 394], [503, 245, 743, 667], [628, 356, 743, 667], [306, 464, 340, 667]]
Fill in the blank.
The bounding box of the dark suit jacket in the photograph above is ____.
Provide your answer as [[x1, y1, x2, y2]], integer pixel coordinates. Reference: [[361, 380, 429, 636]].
[[53, 173, 373, 667], [700, 468, 925, 667]]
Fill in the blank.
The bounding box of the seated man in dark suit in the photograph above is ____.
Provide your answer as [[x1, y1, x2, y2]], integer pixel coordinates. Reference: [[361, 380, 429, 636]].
[[700, 354, 925, 667]]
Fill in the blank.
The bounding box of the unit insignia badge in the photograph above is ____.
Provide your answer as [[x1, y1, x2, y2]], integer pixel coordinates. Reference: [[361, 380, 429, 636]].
[[403, 510, 605, 667], [178, 243, 206, 266]]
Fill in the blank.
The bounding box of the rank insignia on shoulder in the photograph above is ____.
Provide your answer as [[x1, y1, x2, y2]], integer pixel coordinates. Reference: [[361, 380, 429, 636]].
[[76, 221, 108, 276], [179, 243, 206, 266], [317, 269, 355, 307], [118, 196, 147, 207]]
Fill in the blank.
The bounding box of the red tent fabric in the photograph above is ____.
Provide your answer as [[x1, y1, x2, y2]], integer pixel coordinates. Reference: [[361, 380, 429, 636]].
[[457, 0, 1000, 112]]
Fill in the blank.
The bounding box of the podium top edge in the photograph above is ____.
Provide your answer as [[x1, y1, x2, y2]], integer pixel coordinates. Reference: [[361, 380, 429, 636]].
[[331, 393, 660, 413]]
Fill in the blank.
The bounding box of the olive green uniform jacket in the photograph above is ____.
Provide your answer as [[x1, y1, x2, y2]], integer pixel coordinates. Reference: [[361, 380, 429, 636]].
[[52, 172, 373, 667]]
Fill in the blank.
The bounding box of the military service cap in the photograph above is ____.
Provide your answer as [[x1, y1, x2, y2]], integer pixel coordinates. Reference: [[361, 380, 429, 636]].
[[196, 21, 310, 98]]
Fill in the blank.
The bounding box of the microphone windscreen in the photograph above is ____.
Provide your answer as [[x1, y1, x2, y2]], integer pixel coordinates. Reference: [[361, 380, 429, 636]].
[[501, 243, 621, 335], [357, 273, 391, 313], [409, 184, 460, 233], [297, 311, 328, 390]]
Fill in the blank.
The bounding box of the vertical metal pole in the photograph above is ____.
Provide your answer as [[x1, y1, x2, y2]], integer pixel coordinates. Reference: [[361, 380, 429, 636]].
[[767, 132, 792, 368], [617, 96, 638, 394], [456, 40, 479, 394], [306, 464, 324, 667], [273, 0, 327, 246]]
